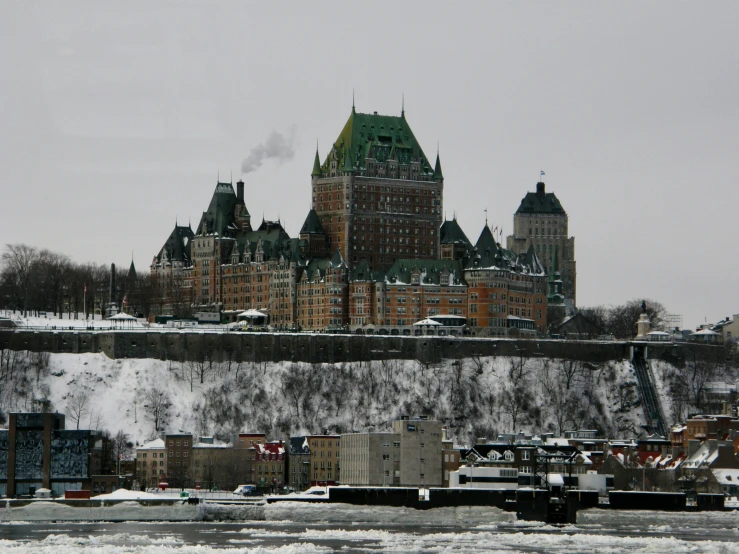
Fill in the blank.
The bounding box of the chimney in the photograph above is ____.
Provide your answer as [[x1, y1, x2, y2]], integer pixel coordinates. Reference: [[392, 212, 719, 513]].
[[237, 179, 244, 204], [536, 182, 545, 194]]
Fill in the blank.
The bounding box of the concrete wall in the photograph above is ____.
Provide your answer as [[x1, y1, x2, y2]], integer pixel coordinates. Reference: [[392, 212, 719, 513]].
[[0, 329, 724, 366]]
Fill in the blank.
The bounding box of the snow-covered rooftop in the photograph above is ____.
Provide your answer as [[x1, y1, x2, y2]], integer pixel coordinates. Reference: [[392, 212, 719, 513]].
[[138, 438, 165, 450]]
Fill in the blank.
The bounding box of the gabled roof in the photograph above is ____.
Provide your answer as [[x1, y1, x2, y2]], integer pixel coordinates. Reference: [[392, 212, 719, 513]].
[[197, 182, 238, 236], [440, 218, 472, 247], [515, 182, 566, 215], [318, 109, 434, 176], [289, 436, 310, 455], [234, 220, 300, 264], [463, 225, 542, 275], [384, 259, 465, 286], [521, 244, 545, 274], [352, 259, 373, 281], [299, 209, 325, 236], [330, 248, 347, 268], [154, 224, 194, 264], [138, 438, 165, 450]]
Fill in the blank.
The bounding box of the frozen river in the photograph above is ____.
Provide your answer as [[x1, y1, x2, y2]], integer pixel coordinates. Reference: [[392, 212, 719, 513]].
[[0, 505, 738, 552]]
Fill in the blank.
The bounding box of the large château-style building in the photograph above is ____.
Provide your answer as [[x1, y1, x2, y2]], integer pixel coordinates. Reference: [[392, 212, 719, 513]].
[[151, 107, 551, 335]]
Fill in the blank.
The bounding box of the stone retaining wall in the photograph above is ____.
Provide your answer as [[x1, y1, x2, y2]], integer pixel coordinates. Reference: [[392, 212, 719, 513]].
[[0, 330, 723, 365]]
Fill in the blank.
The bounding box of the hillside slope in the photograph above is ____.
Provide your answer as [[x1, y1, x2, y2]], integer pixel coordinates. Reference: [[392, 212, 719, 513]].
[[0, 351, 670, 445]]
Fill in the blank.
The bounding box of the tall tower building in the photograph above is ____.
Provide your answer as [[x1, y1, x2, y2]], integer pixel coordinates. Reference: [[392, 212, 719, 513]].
[[507, 181, 576, 306], [311, 105, 443, 269]]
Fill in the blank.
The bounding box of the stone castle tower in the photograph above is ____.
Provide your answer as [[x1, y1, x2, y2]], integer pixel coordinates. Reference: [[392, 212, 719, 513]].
[[507, 181, 577, 306], [311, 104, 443, 269]]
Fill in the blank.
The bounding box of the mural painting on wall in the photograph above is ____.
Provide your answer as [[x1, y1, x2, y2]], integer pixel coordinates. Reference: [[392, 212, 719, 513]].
[[51, 431, 90, 479], [15, 430, 43, 480]]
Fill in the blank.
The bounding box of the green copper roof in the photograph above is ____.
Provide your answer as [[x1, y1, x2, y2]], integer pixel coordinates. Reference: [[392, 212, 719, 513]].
[[311, 150, 322, 176], [433, 152, 443, 181], [440, 218, 471, 246], [515, 182, 566, 215], [319, 110, 434, 175], [385, 258, 465, 286], [299, 209, 325, 235], [330, 248, 346, 268]]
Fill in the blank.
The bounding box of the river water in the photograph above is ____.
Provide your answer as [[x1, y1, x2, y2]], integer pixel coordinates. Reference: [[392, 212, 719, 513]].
[[0, 506, 738, 552]]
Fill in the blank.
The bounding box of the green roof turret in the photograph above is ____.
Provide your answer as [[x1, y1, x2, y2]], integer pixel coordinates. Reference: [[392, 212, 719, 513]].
[[342, 149, 355, 173], [299, 208, 325, 236], [433, 151, 444, 181], [311, 148, 322, 177]]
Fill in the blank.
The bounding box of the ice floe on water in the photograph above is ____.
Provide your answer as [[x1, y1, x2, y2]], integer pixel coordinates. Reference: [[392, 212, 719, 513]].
[[1, 528, 733, 554]]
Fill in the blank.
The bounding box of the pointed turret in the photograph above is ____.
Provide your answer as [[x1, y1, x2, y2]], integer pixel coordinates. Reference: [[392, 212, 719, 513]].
[[547, 247, 564, 306], [299, 209, 325, 236], [342, 150, 354, 173], [433, 151, 444, 181], [128, 259, 137, 281], [311, 149, 322, 177], [330, 248, 347, 268]]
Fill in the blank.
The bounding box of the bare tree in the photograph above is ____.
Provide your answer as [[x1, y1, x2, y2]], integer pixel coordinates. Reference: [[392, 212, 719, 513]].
[[66, 391, 90, 429], [88, 406, 105, 430], [557, 359, 582, 391], [183, 356, 213, 391], [112, 429, 133, 474], [607, 299, 666, 339], [499, 380, 531, 432], [1, 244, 40, 316], [144, 386, 171, 432]]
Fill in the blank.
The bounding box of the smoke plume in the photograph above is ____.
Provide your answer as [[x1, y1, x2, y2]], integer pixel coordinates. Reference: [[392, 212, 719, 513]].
[[241, 127, 297, 174]]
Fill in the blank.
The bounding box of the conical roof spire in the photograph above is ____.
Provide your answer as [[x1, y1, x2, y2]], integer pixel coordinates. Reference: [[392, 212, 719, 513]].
[[299, 208, 325, 236], [342, 149, 354, 173], [433, 147, 444, 181], [311, 146, 322, 177]]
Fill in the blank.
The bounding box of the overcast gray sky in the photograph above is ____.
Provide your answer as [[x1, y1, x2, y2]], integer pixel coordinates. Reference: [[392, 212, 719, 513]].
[[1, 1, 737, 328]]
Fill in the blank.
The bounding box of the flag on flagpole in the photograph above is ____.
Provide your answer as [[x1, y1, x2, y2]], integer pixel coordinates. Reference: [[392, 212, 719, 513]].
[[84, 284, 87, 293], [540, 170, 545, 177]]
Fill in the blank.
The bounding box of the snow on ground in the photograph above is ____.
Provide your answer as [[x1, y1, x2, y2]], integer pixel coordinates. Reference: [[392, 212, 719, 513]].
[[94, 489, 161, 500], [36, 349, 655, 446], [6, 312, 148, 330]]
